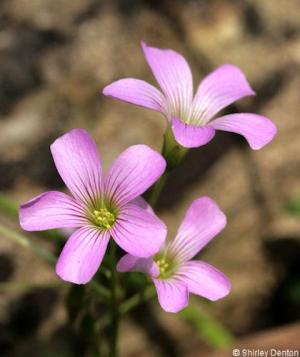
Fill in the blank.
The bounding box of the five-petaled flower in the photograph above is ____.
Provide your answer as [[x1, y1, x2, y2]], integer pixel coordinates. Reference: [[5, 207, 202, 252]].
[[117, 197, 230, 313], [19, 129, 167, 284], [103, 42, 277, 149]]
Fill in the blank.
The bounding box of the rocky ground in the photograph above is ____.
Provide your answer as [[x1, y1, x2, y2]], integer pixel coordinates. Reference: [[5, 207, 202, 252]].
[[0, 0, 300, 356]]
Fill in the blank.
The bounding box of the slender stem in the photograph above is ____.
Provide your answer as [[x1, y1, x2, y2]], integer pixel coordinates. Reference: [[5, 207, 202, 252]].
[[119, 286, 155, 315], [149, 171, 170, 208], [89, 281, 110, 300], [149, 129, 188, 208], [95, 286, 155, 331], [109, 241, 119, 357]]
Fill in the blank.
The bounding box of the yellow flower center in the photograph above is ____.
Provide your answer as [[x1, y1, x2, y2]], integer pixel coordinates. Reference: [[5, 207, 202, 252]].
[[93, 208, 116, 229], [154, 255, 176, 279], [156, 258, 169, 274]]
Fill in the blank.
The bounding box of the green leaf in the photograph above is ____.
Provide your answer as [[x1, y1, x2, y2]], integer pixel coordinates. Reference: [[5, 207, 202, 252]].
[[179, 303, 234, 349], [0, 193, 66, 240], [0, 223, 56, 264]]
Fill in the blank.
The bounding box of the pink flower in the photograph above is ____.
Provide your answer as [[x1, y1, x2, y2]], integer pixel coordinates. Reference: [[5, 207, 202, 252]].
[[103, 42, 276, 149], [19, 129, 167, 284], [117, 197, 231, 313]]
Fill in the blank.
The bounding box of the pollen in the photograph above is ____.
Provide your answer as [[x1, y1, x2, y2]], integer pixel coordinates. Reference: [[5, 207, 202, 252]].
[[93, 208, 116, 229], [155, 257, 173, 279], [156, 259, 169, 273]]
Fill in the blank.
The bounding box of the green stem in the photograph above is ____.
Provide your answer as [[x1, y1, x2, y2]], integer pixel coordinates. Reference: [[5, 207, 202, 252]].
[[149, 129, 188, 208], [89, 281, 110, 300], [162, 127, 188, 170], [109, 241, 119, 357], [96, 286, 155, 331], [149, 171, 170, 208], [119, 285, 155, 315]]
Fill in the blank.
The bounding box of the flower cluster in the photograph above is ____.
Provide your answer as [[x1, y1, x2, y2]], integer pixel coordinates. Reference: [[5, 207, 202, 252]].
[[19, 42, 277, 312]]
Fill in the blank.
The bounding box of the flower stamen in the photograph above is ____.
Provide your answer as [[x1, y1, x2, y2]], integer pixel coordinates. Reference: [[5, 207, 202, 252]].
[[155, 257, 174, 279], [93, 208, 116, 229]]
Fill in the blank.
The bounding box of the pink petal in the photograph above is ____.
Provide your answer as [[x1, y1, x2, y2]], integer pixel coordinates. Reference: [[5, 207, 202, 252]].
[[102, 78, 166, 114], [117, 254, 159, 278], [56, 227, 110, 284], [141, 41, 193, 118], [153, 278, 188, 313], [131, 196, 154, 214], [192, 64, 255, 123], [104, 145, 166, 206], [175, 260, 231, 301], [19, 191, 86, 231], [111, 202, 166, 257], [210, 113, 277, 150], [171, 117, 215, 148], [50, 129, 102, 205], [169, 197, 226, 262]]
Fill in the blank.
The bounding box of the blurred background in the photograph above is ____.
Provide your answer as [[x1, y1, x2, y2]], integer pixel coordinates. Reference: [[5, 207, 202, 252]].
[[0, 0, 300, 356]]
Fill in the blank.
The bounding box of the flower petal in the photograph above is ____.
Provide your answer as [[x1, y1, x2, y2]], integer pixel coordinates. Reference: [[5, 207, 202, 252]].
[[131, 196, 154, 214], [104, 145, 166, 206], [210, 113, 277, 150], [192, 64, 255, 123], [171, 117, 215, 148], [153, 278, 188, 313], [56, 227, 110, 284], [117, 254, 159, 278], [169, 197, 226, 262], [141, 41, 193, 118], [102, 78, 166, 114], [50, 129, 102, 205], [19, 191, 86, 231], [175, 260, 231, 301], [111, 203, 166, 257]]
